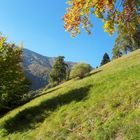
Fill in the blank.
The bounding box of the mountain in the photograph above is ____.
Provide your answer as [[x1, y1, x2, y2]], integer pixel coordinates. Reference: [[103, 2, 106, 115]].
[[22, 48, 76, 90], [0, 49, 140, 139]]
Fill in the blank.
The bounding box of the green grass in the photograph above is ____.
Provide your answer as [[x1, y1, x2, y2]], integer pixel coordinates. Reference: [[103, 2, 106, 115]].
[[0, 50, 140, 140]]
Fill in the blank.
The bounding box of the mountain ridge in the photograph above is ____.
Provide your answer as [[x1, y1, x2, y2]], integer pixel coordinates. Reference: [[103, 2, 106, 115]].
[[22, 48, 76, 90]]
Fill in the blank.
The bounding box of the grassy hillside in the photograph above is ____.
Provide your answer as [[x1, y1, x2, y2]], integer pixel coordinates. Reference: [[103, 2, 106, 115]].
[[0, 50, 140, 140]]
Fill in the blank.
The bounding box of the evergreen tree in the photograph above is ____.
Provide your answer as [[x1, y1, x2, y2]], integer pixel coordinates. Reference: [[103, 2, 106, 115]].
[[100, 53, 110, 66], [49, 56, 68, 84], [0, 37, 30, 113]]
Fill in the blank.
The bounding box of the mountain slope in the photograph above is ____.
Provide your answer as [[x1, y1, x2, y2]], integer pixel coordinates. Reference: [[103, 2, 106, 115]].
[[23, 49, 76, 90], [0, 50, 140, 140]]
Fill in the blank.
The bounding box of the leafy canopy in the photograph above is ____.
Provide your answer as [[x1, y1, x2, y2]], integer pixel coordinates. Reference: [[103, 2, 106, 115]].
[[0, 37, 30, 112], [113, 24, 140, 58], [70, 63, 92, 78], [64, 0, 140, 37]]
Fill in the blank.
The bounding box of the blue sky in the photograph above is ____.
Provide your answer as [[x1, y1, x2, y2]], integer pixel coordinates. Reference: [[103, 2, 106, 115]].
[[0, 0, 117, 67]]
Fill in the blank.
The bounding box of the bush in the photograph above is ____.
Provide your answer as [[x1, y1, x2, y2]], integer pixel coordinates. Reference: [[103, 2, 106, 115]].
[[70, 63, 92, 79]]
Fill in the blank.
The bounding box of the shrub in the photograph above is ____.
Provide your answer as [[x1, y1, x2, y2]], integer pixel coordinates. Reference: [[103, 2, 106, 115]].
[[70, 63, 92, 79]]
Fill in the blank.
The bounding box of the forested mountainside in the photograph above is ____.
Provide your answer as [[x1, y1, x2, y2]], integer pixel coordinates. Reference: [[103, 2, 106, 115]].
[[23, 49, 76, 90]]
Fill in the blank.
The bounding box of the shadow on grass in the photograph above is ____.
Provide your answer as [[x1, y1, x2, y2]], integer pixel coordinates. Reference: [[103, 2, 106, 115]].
[[85, 69, 102, 78], [2, 85, 92, 134], [75, 69, 103, 80], [0, 88, 62, 118], [32, 87, 61, 99]]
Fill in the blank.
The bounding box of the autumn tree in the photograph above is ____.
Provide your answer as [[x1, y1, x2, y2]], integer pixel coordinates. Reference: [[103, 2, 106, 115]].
[[100, 53, 110, 66], [49, 56, 68, 84], [0, 37, 30, 113], [64, 0, 140, 37]]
